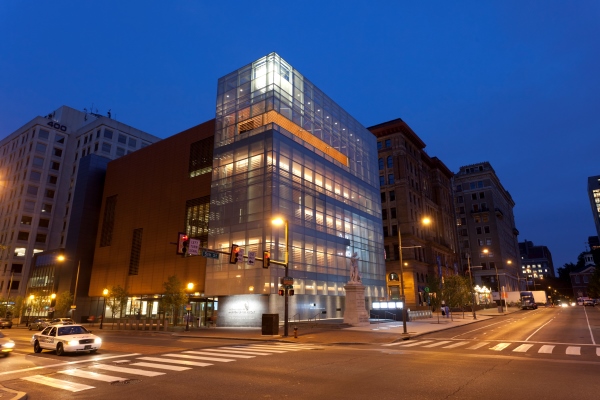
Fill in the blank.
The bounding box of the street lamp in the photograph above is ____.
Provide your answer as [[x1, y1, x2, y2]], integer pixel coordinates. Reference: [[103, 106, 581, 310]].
[[49, 293, 56, 319], [466, 253, 477, 320], [272, 217, 289, 337], [27, 294, 34, 326], [185, 282, 194, 331], [397, 226, 409, 336], [100, 288, 108, 329]]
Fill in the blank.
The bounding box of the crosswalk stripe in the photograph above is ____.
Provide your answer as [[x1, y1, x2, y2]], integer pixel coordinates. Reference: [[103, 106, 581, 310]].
[[597, 348, 600, 357], [246, 345, 298, 351], [21, 375, 95, 392], [397, 341, 433, 347], [59, 369, 126, 383], [443, 341, 469, 349], [513, 344, 534, 353], [161, 353, 235, 362], [136, 357, 212, 367], [91, 364, 166, 376], [183, 351, 255, 359], [423, 341, 452, 348], [130, 362, 191, 371], [381, 342, 408, 347], [200, 348, 272, 356], [216, 347, 275, 355], [467, 342, 489, 350], [538, 345, 554, 354], [490, 343, 511, 351], [229, 346, 287, 353], [566, 346, 580, 355]]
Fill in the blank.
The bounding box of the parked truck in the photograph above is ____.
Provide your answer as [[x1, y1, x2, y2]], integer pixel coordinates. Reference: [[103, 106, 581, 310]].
[[520, 291, 537, 309]]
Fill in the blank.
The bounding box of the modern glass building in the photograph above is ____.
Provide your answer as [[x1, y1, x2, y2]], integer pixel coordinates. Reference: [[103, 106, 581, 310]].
[[206, 53, 385, 324]]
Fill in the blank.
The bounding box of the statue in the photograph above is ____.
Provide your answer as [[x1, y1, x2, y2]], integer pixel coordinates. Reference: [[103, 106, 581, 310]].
[[349, 252, 362, 284]]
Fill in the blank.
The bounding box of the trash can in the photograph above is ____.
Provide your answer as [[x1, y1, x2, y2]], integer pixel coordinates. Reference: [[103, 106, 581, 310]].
[[262, 314, 279, 335]]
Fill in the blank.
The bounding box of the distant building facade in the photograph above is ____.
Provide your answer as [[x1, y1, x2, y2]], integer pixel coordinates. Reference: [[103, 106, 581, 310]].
[[587, 176, 600, 238], [369, 118, 459, 307], [570, 252, 596, 300], [519, 240, 555, 287], [453, 162, 521, 294], [0, 106, 160, 307]]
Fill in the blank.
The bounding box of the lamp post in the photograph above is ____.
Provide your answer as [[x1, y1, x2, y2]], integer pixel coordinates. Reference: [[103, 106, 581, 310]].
[[397, 226, 408, 336], [100, 288, 108, 329], [466, 253, 477, 319], [27, 294, 34, 326], [49, 293, 56, 319], [185, 282, 194, 332], [272, 217, 289, 337]]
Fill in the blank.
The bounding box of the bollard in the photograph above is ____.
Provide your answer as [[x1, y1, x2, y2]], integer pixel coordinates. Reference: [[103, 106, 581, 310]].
[[294, 326, 298, 338]]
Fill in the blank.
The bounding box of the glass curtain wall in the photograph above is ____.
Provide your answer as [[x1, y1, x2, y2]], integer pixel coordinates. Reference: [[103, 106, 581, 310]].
[[207, 53, 385, 302]]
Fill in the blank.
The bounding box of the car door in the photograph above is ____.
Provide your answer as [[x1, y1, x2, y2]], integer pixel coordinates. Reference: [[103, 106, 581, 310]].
[[39, 327, 57, 349]]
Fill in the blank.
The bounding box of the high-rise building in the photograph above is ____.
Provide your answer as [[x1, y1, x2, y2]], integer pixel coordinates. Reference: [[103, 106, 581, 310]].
[[587, 176, 600, 238], [453, 162, 521, 294], [88, 53, 385, 327], [519, 240, 555, 281], [368, 118, 459, 307], [0, 106, 160, 301]]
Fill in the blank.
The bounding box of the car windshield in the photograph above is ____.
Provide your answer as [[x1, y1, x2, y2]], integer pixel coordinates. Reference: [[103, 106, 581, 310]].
[[57, 326, 89, 336]]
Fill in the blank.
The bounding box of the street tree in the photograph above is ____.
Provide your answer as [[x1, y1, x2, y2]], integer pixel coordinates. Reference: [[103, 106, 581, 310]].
[[586, 266, 600, 299], [55, 291, 73, 317], [106, 285, 129, 319], [443, 275, 471, 313], [159, 276, 188, 326]]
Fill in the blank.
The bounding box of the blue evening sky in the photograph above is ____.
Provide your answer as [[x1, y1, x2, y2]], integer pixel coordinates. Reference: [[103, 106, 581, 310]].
[[1, 1, 599, 271]]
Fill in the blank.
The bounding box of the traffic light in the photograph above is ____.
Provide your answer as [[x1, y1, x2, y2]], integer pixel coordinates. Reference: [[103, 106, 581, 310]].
[[263, 251, 270, 268], [177, 233, 189, 254], [182, 239, 190, 255], [278, 287, 284, 296], [230, 244, 240, 264]]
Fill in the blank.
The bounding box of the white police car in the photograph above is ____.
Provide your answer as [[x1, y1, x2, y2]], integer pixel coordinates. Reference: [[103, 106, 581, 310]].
[[31, 324, 102, 355]]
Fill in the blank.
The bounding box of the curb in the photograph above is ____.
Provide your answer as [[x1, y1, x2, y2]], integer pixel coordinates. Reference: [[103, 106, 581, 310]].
[[0, 384, 27, 400]]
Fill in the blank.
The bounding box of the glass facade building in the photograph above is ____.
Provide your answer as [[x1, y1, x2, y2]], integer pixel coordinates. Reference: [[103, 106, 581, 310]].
[[206, 53, 385, 319]]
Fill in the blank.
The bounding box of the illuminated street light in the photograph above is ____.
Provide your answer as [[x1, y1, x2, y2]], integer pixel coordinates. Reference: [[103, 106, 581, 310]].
[[185, 283, 194, 331], [272, 217, 289, 337], [100, 289, 108, 329]]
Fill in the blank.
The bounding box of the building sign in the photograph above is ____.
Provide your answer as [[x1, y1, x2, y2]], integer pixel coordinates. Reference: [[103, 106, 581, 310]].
[[217, 294, 269, 327]]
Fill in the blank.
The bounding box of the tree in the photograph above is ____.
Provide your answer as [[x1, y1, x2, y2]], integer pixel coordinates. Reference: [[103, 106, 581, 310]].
[[443, 275, 471, 311], [105, 285, 129, 319], [159, 276, 188, 326], [586, 266, 600, 299], [54, 291, 73, 317]]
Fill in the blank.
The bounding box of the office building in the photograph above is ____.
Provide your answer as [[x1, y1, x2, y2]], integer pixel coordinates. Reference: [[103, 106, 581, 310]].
[[368, 118, 459, 307], [519, 240, 555, 286], [453, 162, 521, 294], [0, 106, 160, 306], [588, 176, 600, 238]]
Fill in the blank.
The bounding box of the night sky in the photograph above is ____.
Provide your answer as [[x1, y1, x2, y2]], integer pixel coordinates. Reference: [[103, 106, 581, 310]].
[[1, 1, 599, 271]]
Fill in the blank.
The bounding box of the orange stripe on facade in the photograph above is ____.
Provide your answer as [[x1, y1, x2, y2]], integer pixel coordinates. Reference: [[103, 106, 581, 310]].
[[237, 110, 349, 167]]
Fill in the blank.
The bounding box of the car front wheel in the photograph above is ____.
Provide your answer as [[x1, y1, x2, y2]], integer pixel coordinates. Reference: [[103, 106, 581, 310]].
[[56, 343, 65, 356], [33, 341, 42, 353]]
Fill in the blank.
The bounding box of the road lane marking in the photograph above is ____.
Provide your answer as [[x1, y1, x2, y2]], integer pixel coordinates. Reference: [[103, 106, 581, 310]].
[[467, 342, 489, 350], [218, 347, 278, 355], [230, 346, 287, 353], [490, 343, 511, 351], [443, 341, 469, 349], [91, 364, 165, 376], [59, 369, 126, 382], [423, 341, 452, 348], [161, 353, 235, 362], [136, 357, 213, 367], [538, 345, 554, 354], [21, 375, 95, 392], [0, 353, 141, 377], [525, 318, 555, 341], [566, 347, 581, 355], [200, 348, 273, 356], [246, 345, 301, 351], [130, 362, 191, 371], [512, 344, 534, 353], [183, 350, 255, 359], [583, 307, 596, 345]]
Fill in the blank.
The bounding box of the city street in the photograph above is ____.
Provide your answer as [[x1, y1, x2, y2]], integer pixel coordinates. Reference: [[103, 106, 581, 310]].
[[0, 306, 599, 399]]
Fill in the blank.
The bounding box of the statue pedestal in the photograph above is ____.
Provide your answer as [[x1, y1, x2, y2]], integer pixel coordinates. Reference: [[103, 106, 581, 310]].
[[343, 284, 370, 326]]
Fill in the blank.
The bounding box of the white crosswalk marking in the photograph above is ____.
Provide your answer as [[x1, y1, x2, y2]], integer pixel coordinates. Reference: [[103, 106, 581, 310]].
[[230, 346, 287, 353], [215, 347, 275, 355], [21, 375, 95, 392], [200, 348, 273, 356], [423, 341, 452, 348], [512, 344, 534, 353], [91, 364, 166, 376], [381, 341, 408, 347], [183, 350, 255, 359], [566, 346, 580, 355], [443, 341, 469, 349], [538, 345, 554, 354], [59, 369, 126, 383], [161, 353, 235, 362], [597, 348, 600, 357], [397, 341, 433, 347], [136, 357, 212, 367], [130, 362, 191, 371], [490, 343, 511, 351], [467, 342, 489, 350]]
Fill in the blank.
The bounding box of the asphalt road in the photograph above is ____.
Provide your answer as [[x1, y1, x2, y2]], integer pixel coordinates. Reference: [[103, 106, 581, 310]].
[[0, 307, 599, 400]]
